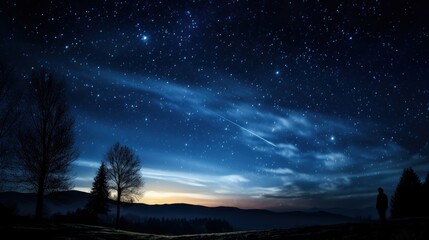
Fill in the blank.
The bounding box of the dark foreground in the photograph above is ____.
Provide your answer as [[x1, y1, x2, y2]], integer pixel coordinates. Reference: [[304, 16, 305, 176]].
[[1, 218, 429, 240]]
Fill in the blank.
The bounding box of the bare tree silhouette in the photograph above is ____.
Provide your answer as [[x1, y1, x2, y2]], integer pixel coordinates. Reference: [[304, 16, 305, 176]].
[[0, 63, 21, 189], [16, 70, 78, 220], [105, 142, 144, 227]]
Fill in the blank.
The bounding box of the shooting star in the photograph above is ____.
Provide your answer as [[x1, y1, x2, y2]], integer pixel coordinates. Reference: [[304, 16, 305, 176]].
[[217, 114, 277, 147]]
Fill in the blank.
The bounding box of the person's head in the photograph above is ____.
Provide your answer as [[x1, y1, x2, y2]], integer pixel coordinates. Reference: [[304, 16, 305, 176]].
[[378, 187, 384, 194]]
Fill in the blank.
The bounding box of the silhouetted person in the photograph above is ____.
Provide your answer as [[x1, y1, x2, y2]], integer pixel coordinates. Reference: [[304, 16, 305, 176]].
[[376, 187, 388, 223]]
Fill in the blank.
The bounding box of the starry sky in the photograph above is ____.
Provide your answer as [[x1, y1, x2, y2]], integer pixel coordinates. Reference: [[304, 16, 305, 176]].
[[1, 0, 428, 211]]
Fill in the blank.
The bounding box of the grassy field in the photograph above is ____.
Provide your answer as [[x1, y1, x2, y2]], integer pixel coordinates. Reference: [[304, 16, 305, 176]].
[[1, 218, 429, 240]]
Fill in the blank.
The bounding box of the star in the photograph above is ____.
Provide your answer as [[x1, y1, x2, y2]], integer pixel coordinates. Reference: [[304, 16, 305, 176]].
[[140, 35, 149, 43]]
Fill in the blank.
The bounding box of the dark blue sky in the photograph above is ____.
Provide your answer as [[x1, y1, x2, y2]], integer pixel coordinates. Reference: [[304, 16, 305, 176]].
[[1, 0, 428, 210]]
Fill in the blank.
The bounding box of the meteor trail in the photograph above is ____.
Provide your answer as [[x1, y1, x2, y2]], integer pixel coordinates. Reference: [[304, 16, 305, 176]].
[[217, 114, 277, 147]]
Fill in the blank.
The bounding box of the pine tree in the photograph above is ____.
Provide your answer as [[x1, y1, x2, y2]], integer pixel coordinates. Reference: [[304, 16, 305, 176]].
[[390, 168, 423, 218], [86, 162, 110, 221]]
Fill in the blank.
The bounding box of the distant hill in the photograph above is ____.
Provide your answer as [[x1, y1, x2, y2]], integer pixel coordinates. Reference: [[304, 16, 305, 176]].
[[304, 207, 378, 220], [0, 190, 89, 216], [0, 190, 356, 230], [119, 203, 356, 230]]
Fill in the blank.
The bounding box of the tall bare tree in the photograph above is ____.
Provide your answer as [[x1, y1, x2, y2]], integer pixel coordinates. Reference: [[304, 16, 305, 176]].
[[105, 143, 144, 227], [0, 63, 21, 190], [16, 70, 78, 220]]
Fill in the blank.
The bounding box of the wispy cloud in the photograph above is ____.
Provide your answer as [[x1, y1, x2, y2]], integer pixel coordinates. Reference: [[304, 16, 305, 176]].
[[98, 70, 219, 116], [247, 187, 283, 198], [141, 168, 210, 187], [315, 153, 347, 170], [74, 159, 101, 168], [144, 191, 219, 200], [261, 166, 353, 199], [262, 167, 295, 174], [220, 175, 249, 183], [88, 69, 363, 160], [276, 144, 299, 158], [224, 104, 314, 139], [95, 69, 319, 149], [141, 168, 254, 194]]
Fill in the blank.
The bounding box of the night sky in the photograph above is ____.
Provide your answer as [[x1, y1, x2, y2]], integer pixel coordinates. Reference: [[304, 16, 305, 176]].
[[1, 0, 428, 211]]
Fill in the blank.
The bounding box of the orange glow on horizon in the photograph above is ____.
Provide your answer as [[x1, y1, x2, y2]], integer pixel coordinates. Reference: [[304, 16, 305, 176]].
[[73, 187, 292, 210], [139, 190, 227, 207]]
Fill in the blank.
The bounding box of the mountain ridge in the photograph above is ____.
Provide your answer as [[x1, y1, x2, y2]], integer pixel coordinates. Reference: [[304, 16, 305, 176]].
[[0, 190, 357, 230]]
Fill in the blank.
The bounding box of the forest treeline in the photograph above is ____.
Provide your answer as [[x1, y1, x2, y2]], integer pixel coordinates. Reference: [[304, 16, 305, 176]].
[[53, 209, 234, 235]]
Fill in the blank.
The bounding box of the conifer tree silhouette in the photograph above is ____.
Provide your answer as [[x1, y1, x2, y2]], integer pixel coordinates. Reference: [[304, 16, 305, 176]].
[[390, 168, 422, 218], [86, 162, 110, 222]]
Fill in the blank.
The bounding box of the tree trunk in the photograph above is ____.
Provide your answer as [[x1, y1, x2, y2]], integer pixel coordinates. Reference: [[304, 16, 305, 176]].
[[35, 177, 45, 220], [115, 192, 121, 228], [36, 115, 48, 221]]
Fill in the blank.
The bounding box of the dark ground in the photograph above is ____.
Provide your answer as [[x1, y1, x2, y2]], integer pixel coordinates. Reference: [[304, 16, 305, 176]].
[[1, 217, 429, 240]]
